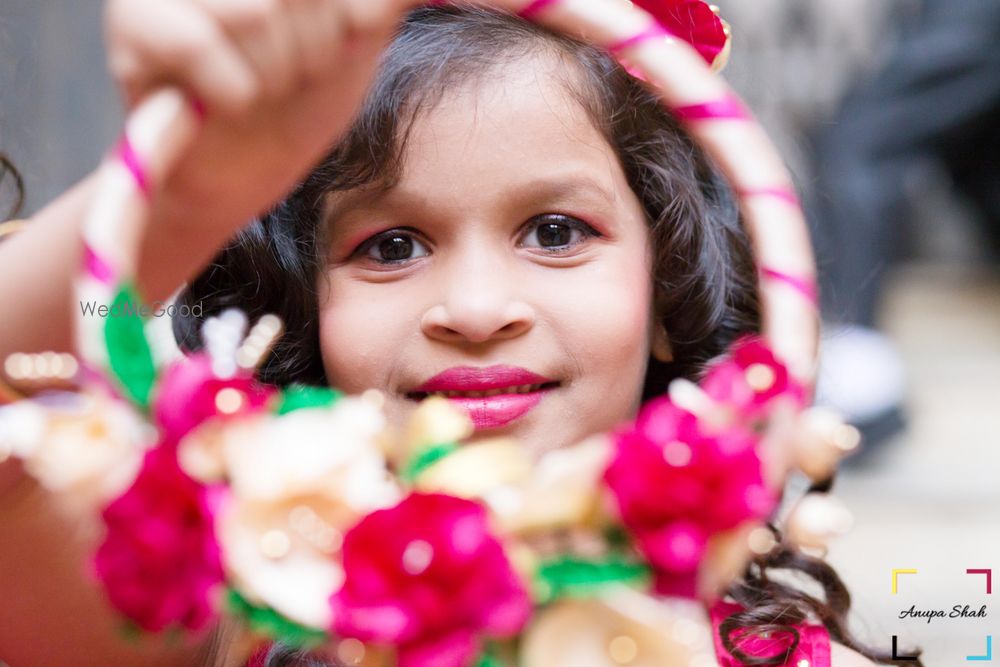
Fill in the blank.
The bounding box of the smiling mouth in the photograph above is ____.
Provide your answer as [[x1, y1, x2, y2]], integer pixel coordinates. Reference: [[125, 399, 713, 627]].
[[405, 382, 560, 400]]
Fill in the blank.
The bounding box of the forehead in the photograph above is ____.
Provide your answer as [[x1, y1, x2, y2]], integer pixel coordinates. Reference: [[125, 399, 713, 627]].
[[385, 55, 624, 207], [327, 55, 632, 219], [322, 52, 644, 234]]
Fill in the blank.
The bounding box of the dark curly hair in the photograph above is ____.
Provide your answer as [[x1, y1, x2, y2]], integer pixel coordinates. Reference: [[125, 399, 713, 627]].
[[0, 152, 24, 222], [173, 5, 757, 395], [176, 6, 919, 666]]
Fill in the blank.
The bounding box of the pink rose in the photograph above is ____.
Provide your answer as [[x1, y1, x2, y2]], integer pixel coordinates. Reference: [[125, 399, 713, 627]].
[[95, 447, 224, 632], [152, 353, 274, 443], [330, 493, 531, 667], [632, 0, 728, 66], [604, 397, 776, 597], [700, 336, 806, 420]]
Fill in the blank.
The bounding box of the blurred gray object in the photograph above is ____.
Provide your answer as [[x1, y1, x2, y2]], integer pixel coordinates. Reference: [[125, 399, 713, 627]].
[[0, 0, 897, 220], [720, 0, 1000, 449], [0, 0, 120, 217], [810, 0, 1000, 326], [716, 0, 903, 190]]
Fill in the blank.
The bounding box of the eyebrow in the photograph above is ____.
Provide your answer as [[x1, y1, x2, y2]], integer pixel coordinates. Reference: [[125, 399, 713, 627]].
[[507, 174, 620, 210], [325, 174, 617, 220]]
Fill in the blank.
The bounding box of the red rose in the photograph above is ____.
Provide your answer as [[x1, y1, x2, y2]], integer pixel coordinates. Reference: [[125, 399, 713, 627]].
[[604, 397, 775, 596], [95, 447, 224, 632], [700, 336, 806, 420], [330, 493, 531, 667], [153, 353, 274, 444]]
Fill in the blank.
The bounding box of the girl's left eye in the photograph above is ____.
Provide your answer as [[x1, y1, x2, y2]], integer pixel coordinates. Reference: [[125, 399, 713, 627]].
[[520, 214, 600, 251], [357, 228, 430, 264]]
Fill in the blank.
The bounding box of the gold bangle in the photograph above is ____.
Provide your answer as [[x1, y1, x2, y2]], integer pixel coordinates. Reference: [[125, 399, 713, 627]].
[[0, 371, 26, 404], [0, 219, 27, 240], [0, 220, 29, 400]]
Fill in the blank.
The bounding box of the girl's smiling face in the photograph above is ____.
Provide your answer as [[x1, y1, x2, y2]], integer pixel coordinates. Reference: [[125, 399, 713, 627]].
[[318, 56, 659, 456]]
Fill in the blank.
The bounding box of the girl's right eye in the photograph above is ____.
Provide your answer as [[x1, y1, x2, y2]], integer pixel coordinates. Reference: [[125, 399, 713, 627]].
[[356, 228, 430, 265]]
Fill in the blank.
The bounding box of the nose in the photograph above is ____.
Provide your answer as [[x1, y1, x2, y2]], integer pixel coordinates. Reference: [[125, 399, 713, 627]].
[[420, 253, 535, 345]]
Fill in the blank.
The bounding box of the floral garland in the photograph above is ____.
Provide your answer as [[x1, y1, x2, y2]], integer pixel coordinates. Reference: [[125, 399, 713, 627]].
[[1, 307, 857, 666], [0, 1, 863, 666]]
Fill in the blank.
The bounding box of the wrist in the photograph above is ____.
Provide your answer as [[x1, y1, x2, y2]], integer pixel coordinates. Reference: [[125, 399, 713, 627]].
[[0, 457, 33, 507], [136, 192, 247, 304]]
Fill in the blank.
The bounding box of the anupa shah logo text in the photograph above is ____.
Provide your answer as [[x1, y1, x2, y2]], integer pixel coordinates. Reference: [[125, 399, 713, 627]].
[[890, 568, 992, 662], [898, 604, 987, 624]]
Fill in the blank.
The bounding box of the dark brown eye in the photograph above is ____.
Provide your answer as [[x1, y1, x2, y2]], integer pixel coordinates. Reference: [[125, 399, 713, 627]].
[[359, 229, 429, 264], [537, 222, 571, 247], [521, 214, 599, 251], [378, 236, 413, 261]]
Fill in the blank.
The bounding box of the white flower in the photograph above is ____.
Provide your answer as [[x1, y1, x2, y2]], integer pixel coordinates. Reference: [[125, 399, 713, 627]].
[[211, 396, 401, 629], [415, 433, 612, 536], [0, 391, 152, 507], [490, 435, 612, 534], [521, 588, 716, 667], [217, 494, 350, 629], [225, 396, 395, 506]]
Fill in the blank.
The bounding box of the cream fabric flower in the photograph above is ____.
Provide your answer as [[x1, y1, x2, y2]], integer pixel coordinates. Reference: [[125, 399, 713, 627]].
[[224, 397, 395, 504], [401, 396, 474, 460], [415, 432, 612, 536], [210, 396, 401, 629], [0, 391, 152, 507], [218, 495, 351, 629], [521, 587, 717, 667]]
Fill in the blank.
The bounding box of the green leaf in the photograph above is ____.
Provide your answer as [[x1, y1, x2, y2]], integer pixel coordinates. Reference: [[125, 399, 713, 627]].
[[603, 525, 632, 549], [535, 556, 651, 603], [104, 283, 156, 409], [402, 441, 459, 483], [117, 619, 143, 643], [226, 589, 328, 648], [474, 647, 503, 667], [275, 385, 343, 415]]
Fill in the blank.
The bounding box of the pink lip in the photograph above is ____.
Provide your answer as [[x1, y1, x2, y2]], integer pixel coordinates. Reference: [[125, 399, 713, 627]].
[[408, 365, 557, 430], [412, 365, 554, 393], [445, 392, 548, 430]]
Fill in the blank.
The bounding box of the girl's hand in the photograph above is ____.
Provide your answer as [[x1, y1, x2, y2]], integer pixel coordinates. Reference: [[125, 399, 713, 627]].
[[103, 0, 417, 260]]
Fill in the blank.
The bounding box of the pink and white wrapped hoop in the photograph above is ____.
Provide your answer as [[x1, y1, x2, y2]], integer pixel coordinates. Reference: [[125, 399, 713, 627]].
[[76, 0, 818, 389], [39, 2, 856, 663]]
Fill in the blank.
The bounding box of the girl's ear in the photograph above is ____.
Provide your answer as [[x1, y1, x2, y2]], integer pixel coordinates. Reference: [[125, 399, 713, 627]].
[[651, 322, 673, 362]]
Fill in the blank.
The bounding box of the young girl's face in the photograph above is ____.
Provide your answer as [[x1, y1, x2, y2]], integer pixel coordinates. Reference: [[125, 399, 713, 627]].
[[318, 56, 659, 456]]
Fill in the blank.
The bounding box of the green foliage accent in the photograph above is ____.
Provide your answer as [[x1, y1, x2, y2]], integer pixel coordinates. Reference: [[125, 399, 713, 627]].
[[275, 385, 343, 415], [603, 524, 632, 549], [116, 620, 183, 644], [226, 589, 328, 648], [534, 556, 651, 604], [403, 441, 459, 483], [104, 283, 156, 409], [117, 619, 142, 642], [475, 648, 503, 667]]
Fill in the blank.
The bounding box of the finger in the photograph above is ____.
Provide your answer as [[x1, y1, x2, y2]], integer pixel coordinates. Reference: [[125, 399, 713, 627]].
[[333, 0, 435, 91], [107, 0, 259, 115], [285, 0, 390, 135], [282, 0, 349, 83], [340, 0, 422, 41], [195, 0, 302, 98], [106, 45, 149, 109]]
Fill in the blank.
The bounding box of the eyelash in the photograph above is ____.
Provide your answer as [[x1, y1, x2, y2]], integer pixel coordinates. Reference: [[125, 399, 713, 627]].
[[354, 226, 428, 266], [353, 215, 602, 266], [522, 214, 602, 253]]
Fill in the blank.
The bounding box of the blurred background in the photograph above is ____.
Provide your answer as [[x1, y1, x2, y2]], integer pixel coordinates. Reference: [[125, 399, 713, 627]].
[[716, 1, 1000, 662], [2, 0, 999, 663]]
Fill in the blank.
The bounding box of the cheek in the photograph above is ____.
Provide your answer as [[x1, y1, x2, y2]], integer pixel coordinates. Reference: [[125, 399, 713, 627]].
[[316, 275, 411, 393], [549, 253, 653, 394]]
